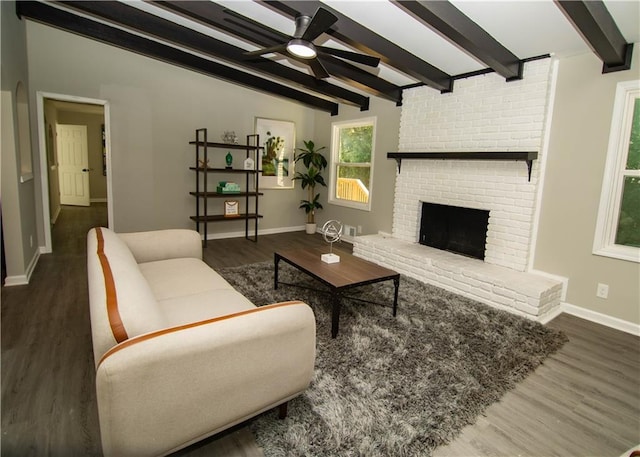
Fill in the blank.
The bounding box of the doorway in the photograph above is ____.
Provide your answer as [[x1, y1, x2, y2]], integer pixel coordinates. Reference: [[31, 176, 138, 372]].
[[57, 124, 90, 207], [36, 92, 113, 253]]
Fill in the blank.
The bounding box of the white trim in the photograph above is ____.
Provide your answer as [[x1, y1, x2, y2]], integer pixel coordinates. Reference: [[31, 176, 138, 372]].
[[3, 275, 29, 287], [19, 173, 34, 183], [592, 80, 640, 264], [203, 225, 307, 240], [4, 248, 40, 287], [90, 198, 108, 203], [560, 302, 640, 336], [50, 205, 61, 224], [528, 58, 560, 271], [36, 92, 113, 253], [328, 117, 376, 212], [25, 248, 40, 282]]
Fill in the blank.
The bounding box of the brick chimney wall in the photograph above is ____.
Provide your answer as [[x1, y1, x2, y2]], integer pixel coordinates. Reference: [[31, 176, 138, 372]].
[[393, 59, 554, 272]]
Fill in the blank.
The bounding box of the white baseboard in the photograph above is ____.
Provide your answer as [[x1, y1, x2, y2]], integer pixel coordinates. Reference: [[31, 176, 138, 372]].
[[3, 248, 40, 287], [3, 275, 29, 286], [204, 225, 306, 240], [51, 205, 61, 224], [90, 198, 108, 203], [560, 302, 640, 336]]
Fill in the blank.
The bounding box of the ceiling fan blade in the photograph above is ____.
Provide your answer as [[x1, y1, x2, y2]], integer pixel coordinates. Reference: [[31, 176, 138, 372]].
[[301, 8, 338, 42], [308, 58, 331, 79], [318, 47, 381, 67], [244, 44, 288, 57]]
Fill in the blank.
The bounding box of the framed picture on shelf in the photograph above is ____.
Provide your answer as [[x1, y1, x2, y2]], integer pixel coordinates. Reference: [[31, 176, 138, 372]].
[[224, 200, 240, 217], [255, 117, 295, 189]]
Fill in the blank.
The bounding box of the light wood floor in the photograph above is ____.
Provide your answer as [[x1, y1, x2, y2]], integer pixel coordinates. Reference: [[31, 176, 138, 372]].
[[2, 204, 638, 457]]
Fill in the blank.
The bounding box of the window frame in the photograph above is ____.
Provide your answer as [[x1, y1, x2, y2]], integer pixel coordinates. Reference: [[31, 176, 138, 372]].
[[328, 117, 376, 211], [593, 79, 640, 263]]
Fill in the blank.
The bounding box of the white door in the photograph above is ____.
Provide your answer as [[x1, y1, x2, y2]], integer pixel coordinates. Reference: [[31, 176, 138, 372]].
[[57, 124, 90, 206]]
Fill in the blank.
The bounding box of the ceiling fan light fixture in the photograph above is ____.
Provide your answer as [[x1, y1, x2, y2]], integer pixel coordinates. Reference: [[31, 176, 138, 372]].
[[287, 39, 317, 59]]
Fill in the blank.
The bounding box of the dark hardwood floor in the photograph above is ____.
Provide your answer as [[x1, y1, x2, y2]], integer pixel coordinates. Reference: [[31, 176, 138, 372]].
[[2, 205, 638, 456]]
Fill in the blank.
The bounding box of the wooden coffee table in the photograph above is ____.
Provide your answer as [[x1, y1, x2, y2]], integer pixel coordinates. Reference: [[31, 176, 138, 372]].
[[274, 247, 400, 338]]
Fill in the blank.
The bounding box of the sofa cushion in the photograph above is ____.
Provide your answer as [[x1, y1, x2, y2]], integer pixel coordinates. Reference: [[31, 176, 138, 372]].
[[156, 290, 256, 327], [138, 258, 237, 301], [139, 257, 256, 326], [94, 228, 167, 341]]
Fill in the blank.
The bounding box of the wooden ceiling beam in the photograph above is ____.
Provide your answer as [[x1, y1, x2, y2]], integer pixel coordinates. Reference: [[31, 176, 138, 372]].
[[58, 0, 370, 110], [555, 0, 633, 73], [16, 1, 339, 114], [265, 0, 454, 93], [393, 0, 523, 81], [155, 0, 403, 104]]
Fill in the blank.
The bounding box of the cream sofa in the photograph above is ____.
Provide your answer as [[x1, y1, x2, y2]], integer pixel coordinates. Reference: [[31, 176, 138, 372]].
[[87, 227, 316, 457]]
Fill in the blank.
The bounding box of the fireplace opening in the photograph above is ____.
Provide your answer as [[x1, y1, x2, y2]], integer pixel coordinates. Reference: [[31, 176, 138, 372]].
[[419, 202, 489, 260]]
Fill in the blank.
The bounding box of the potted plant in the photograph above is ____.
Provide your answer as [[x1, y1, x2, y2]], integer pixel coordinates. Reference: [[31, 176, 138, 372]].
[[293, 140, 328, 234]]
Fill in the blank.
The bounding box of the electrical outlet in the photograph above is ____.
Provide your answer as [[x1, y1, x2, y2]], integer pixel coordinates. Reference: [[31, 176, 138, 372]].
[[357, 225, 363, 234], [596, 283, 609, 299], [343, 225, 356, 237]]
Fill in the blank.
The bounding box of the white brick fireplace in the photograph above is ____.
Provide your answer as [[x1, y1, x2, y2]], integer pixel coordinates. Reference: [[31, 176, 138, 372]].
[[354, 59, 563, 321]]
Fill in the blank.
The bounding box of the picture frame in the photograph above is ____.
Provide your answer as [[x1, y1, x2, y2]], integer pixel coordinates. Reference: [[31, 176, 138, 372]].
[[224, 200, 240, 217], [255, 117, 295, 189]]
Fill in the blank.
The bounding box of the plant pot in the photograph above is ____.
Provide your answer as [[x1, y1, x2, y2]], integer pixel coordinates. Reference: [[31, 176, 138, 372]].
[[305, 223, 317, 234]]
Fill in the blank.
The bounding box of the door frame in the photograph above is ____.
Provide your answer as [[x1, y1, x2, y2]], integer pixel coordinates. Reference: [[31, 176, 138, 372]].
[[36, 92, 113, 253]]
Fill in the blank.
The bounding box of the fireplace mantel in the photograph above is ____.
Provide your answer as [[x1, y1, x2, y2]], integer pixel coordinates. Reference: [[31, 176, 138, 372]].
[[387, 151, 538, 181]]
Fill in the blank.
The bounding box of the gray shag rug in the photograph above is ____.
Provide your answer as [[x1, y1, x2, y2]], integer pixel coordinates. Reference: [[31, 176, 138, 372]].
[[218, 261, 568, 457]]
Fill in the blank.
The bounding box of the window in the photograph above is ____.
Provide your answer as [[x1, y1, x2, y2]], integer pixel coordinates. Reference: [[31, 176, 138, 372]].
[[329, 118, 375, 211], [593, 80, 640, 263]]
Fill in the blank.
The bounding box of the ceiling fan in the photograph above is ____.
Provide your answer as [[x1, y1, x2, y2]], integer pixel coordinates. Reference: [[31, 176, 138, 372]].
[[243, 7, 381, 79]]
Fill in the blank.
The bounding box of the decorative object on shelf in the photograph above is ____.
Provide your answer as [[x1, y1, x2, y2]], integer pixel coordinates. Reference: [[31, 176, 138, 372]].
[[221, 131, 238, 144], [255, 118, 295, 189], [293, 139, 327, 234], [224, 200, 240, 217], [216, 181, 241, 194], [225, 151, 233, 169], [244, 156, 255, 170], [321, 220, 343, 263], [190, 129, 262, 244]]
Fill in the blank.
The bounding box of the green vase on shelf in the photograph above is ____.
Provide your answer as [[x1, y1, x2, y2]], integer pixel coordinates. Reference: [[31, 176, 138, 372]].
[[225, 151, 233, 169]]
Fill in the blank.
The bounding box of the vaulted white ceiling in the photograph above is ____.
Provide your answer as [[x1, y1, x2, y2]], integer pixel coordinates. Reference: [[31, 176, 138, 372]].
[[17, 1, 640, 114]]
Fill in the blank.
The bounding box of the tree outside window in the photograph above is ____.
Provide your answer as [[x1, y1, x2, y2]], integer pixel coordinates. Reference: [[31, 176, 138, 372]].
[[330, 118, 375, 211], [615, 98, 640, 247], [594, 80, 640, 262]]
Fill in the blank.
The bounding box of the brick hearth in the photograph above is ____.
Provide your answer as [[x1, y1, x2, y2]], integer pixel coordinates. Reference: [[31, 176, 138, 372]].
[[354, 234, 562, 320]]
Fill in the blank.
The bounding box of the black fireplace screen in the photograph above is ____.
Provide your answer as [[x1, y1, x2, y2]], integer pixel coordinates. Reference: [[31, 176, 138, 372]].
[[419, 202, 489, 260]]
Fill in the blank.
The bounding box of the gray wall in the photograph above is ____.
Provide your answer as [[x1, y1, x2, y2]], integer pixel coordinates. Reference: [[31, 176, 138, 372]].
[[13, 7, 640, 329], [25, 20, 316, 234], [534, 48, 640, 325], [1, 1, 39, 282], [313, 97, 400, 235]]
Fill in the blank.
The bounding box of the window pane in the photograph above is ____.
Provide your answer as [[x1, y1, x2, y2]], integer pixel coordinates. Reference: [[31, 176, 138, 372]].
[[627, 98, 640, 170], [615, 176, 640, 247], [338, 125, 372, 163], [337, 166, 370, 203]]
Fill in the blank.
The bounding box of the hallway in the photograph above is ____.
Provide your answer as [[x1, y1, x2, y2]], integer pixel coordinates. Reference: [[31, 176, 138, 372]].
[[1, 204, 107, 456]]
